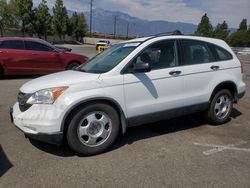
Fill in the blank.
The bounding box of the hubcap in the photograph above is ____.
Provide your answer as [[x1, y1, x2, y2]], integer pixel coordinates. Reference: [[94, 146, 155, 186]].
[[214, 94, 231, 119], [77, 111, 112, 147]]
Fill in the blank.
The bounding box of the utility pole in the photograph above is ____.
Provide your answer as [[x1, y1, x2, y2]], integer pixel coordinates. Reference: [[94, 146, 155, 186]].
[[89, 0, 93, 36], [126, 23, 129, 39], [114, 16, 117, 38]]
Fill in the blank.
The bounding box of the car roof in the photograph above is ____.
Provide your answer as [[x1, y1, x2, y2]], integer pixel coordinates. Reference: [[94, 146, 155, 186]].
[[0, 37, 55, 48], [128, 35, 222, 42], [126, 35, 227, 48], [0, 37, 43, 41]]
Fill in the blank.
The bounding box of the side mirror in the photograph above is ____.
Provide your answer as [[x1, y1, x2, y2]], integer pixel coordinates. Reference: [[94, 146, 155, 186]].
[[128, 62, 151, 73]]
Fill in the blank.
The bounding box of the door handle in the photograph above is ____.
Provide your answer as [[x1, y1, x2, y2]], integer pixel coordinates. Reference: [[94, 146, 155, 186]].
[[169, 70, 182, 75], [211, 65, 220, 70]]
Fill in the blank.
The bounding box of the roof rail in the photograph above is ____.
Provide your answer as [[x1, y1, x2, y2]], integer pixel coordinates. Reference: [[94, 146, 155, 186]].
[[155, 30, 183, 37]]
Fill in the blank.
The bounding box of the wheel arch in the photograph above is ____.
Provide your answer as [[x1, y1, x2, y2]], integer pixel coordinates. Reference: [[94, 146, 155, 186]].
[[0, 63, 4, 76], [210, 81, 238, 103], [61, 97, 127, 139], [66, 60, 81, 69]]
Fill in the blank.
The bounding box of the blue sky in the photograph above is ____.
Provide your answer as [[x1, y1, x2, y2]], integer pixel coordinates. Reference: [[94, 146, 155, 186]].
[[33, 0, 250, 28]]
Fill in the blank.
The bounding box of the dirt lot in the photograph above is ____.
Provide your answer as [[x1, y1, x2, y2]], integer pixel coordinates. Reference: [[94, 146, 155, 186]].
[[0, 46, 249, 187]]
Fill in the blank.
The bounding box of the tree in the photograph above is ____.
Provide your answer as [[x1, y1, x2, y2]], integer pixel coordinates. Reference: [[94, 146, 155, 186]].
[[53, 0, 69, 39], [0, 0, 17, 36], [77, 13, 87, 42], [69, 12, 87, 42], [238, 19, 247, 31], [0, 0, 9, 36], [34, 0, 52, 40], [213, 21, 229, 40], [195, 13, 213, 37], [10, 0, 34, 36], [228, 19, 250, 47]]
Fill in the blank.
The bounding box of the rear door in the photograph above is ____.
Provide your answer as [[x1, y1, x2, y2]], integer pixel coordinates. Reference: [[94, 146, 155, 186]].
[[24, 40, 63, 74], [178, 39, 219, 107], [0, 40, 32, 74]]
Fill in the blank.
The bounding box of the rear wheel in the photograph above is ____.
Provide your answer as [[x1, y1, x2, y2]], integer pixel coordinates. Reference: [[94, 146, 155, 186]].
[[206, 89, 233, 125], [67, 103, 120, 155], [0, 66, 3, 79], [66, 62, 80, 70]]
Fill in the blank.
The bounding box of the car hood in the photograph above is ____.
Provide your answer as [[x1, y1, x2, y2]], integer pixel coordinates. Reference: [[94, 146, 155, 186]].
[[20, 71, 100, 93]]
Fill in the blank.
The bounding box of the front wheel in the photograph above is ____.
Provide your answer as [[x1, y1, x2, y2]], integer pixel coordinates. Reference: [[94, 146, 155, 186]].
[[206, 89, 233, 125], [67, 103, 120, 155]]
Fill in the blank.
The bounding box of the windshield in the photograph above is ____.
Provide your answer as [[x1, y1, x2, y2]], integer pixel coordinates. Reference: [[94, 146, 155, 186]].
[[78, 42, 140, 73]]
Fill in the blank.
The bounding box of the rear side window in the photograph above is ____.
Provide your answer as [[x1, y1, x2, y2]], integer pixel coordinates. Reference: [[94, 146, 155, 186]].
[[180, 40, 214, 65], [25, 41, 53, 52], [213, 46, 233, 61], [0, 40, 25, 50]]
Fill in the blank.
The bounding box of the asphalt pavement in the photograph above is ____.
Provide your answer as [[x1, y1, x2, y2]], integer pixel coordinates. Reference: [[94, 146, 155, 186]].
[[0, 45, 250, 188]]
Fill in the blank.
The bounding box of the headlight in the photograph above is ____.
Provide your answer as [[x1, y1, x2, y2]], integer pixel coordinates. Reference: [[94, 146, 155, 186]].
[[27, 87, 68, 104]]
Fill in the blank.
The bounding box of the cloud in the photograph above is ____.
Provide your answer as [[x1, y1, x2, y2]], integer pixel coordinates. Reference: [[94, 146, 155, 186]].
[[198, 0, 250, 27], [33, 0, 250, 27]]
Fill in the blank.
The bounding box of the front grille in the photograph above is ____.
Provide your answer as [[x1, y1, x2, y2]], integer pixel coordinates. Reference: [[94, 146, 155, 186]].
[[18, 92, 32, 112]]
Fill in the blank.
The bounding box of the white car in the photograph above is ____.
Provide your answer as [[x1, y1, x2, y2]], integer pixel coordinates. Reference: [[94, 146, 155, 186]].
[[11, 34, 246, 155], [96, 40, 110, 50]]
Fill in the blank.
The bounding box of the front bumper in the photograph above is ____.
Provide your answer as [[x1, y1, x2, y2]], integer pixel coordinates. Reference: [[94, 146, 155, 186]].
[[10, 104, 64, 145]]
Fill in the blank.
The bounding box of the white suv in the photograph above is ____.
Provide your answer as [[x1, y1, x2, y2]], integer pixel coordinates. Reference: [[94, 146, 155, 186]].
[[11, 34, 246, 155]]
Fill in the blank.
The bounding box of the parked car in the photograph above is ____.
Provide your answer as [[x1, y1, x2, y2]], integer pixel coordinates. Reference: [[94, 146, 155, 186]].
[[0, 37, 88, 77], [11, 34, 246, 155], [96, 40, 110, 50]]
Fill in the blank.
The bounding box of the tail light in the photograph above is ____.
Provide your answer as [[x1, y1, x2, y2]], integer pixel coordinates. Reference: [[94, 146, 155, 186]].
[[241, 62, 243, 73]]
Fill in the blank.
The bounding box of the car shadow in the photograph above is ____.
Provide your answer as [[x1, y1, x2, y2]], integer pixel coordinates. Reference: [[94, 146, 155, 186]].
[[28, 108, 242, 157], [0, 145, 13, 177]]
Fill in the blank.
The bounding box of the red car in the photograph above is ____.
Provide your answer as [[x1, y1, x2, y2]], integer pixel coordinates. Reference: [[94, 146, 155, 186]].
[[0, 37, 88, 77]]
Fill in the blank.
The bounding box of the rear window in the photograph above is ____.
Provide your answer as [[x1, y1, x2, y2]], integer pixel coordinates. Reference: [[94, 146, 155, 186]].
[[214, 46, 233, 61], [0, 40, 25, 50]]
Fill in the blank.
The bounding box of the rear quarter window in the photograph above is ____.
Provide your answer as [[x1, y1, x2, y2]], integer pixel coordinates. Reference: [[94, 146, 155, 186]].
[[213, 45, 233, 61]]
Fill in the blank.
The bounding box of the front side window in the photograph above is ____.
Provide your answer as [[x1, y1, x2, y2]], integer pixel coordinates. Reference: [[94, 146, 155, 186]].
[[25, 41, 53, 52], [0, 40, 25, 50], [78, 42, 139, 73], [181, 40, 213, 65], [132, 40, 177, 70]]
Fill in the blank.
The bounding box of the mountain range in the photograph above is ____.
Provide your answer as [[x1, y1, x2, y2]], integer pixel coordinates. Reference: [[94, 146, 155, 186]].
[[70, 8, 198, 36], [67, 9, 236, 37]]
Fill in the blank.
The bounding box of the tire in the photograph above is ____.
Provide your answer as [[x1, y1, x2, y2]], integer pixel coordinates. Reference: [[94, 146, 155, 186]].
[[0, 66, 3, 79], [206, 89, 233, 125], [66, 62, 80, 70], [67, 103, 120, 155]]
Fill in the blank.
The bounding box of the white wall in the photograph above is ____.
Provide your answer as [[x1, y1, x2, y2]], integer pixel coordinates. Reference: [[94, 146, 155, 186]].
[[83, 37, 127, 45]]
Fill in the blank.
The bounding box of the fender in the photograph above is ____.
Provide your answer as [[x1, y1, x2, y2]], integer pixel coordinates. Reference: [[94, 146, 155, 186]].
[[61, 97, 128, 134], [209, 81, 237, 102]]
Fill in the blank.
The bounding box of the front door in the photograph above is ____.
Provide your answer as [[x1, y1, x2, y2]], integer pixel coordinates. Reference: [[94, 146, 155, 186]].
[[24, 40, 63, 74], [123, 40, 184, 125]]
